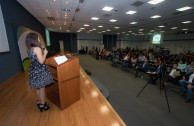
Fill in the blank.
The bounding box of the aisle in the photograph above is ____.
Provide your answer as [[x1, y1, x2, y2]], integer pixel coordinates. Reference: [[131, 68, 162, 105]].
[[79, 54, 194, 126]]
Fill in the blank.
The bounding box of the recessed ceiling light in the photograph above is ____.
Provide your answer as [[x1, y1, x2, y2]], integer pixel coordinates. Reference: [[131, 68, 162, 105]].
[[80, 28, 85, 29], [107, 29, 111, 31], [128, 31, 132, 32], [117, 33, 120, 34], [182, 29, 188, 31], [98, 32, 102, 33], [122, 32, 126, 34], [77, 31, 81, 32], [158, 25, 165, 27], [126, 10, 137, 15], [150, 15, 161, 18], [84, 24, 89, 26], [66, 1, 68, 4], [89, 30, 93, 31], [92, 28, 97, 30], [54, 0, 56, 2], [182, 21, 192, 24], [91, 17, 99, 20], [148, 0, 165, 5], [171, 27, 178, 29], [114, 27, 120, 29], [102, 6, 113, 11], [102, 31, 106, 32], [109, 19, 117, 22], [98, 25, 103, 27], [176, 6, 192, 11], [130, 22, 137, 24], [138, 29, 144, 31]]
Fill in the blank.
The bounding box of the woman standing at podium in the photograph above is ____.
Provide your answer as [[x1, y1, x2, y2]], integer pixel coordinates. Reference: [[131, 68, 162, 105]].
[[25, 33, 53, 112]]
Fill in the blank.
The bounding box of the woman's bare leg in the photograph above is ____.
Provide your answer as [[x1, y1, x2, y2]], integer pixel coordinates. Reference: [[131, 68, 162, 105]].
[[36, 88, 40, 102], [39, 87, 45, 104]]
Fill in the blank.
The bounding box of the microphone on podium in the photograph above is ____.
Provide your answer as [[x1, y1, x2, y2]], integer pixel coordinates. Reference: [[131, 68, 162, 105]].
[[41, 45, 45, 50]]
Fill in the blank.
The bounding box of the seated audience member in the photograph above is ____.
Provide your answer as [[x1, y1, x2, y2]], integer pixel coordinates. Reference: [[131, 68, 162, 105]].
[[185, 60, 194, 74], [112, 54, 119, 67], [149, 53, 154, 62], [177, 59, 187, 72], [179, 68, 194, 103], [163, 63, 181, 86], [135, 58, 150, 77], [122, 54, 130, 70], [105, 50, 110, 59], [138, 53, 145, 62], [149, 61, 162, 84], [131, 55, 137, 67]]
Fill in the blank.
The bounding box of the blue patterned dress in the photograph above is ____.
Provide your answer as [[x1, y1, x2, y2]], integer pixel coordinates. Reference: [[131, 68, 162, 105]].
[[27, 47, 53, 88]]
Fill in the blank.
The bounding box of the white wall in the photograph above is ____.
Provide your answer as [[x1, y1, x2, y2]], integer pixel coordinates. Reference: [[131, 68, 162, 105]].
[[77, 33, 103, 51]]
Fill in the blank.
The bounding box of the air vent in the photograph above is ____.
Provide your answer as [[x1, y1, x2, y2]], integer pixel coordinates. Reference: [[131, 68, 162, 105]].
[[135, 18, 145, 21], [173, 11, 185, 15], [79, 0, 84, 3], [131, 1, 144, 7], [103, 14, 112, 17], [62, 8, 70, 12], [47, 17, 55, 21]]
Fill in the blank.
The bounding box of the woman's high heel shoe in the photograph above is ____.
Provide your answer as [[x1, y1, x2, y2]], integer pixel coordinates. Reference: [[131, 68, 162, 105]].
[[37, 100, 41, 109], [39, 102, 50, 112]]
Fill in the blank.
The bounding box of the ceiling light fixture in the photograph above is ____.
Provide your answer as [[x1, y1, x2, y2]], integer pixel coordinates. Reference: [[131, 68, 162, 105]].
[[109, 19, 117, 22], [80, 28, 85, 29], [128, 31, 132, 32], [130, 22, 137, 24], [148, 0, 165, 5], [84, 24, 89, 26], [150, 15, 161, 18], [126, 10, 137, 15], [107, 29, 111, 31], [98, 25, 103, 27], [158, 25, 165, 27], [138, 29, 144, 31], [91, 17, 99, 20], [102, 6, 113, 11], [176, 6, 192, 11], [114, 27, 120, 29], [171, 27, 178, 29], [182, 29, 188, 31], [182, 21, 192, 24]]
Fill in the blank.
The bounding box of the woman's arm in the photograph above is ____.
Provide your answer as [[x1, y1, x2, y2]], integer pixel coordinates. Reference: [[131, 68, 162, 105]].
[[34, 47, 48, 64]]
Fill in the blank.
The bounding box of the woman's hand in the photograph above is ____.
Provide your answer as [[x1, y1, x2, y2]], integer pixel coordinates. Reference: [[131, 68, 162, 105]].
[[44, 49, 48, 55]]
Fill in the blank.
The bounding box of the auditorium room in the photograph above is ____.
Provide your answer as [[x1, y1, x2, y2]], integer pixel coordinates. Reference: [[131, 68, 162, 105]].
[[1, 0, 194, 126]]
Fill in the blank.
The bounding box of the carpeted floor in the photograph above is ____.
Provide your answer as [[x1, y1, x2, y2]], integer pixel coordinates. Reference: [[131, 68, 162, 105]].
[[78, 54, 194, 126]]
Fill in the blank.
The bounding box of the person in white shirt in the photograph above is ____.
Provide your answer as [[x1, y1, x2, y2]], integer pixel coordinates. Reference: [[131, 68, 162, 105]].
[[163, 63, 181, 86]]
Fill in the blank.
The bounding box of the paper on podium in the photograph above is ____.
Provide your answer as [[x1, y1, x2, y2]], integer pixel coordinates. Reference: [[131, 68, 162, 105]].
[[54, 55, 68, 65]]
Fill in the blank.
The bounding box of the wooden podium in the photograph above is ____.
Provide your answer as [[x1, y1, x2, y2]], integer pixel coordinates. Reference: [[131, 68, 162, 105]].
[[46, 55, 80, 110]]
